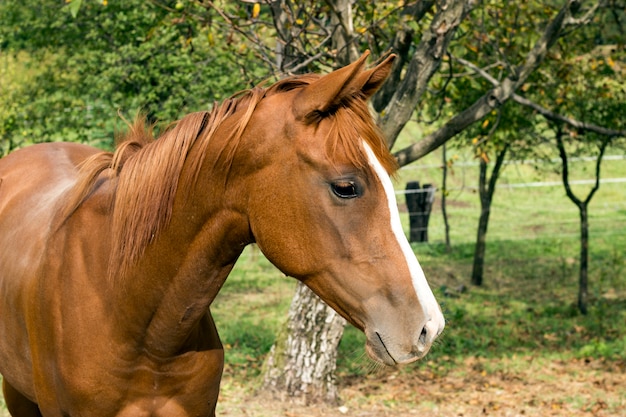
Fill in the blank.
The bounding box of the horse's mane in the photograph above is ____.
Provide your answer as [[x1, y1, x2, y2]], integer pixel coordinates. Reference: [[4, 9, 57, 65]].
[[63, 74, 396, 280]]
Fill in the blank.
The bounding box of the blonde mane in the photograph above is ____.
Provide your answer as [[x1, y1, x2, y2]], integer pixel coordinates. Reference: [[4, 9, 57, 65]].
[[63, 75, 396, 280]]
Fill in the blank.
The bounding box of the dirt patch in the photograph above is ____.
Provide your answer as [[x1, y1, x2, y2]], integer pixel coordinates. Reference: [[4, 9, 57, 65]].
[[216, 357, 626, 416]]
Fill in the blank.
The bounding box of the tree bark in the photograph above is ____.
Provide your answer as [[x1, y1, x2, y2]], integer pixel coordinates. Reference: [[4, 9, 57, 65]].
[[325, 0, 360, 65], [578, 204, 589, 315], [262, 282, 347, 404], [371, 0, 436, 113], [379, 0, 474, 149], [471, 159, 489, 287]]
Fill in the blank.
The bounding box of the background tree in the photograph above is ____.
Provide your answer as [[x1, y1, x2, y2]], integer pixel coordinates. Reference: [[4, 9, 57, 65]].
[[471, 142, 510, 287], [556, 127, 610, 314], [545, 43, 625, 314], [542, 44, 624, 314], [435, 0, 564, 286], [455, 2, 625, 305], [0, 0, 261, 154]]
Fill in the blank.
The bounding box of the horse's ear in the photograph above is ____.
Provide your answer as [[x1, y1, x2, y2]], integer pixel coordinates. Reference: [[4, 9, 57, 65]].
[[356, 53, 396, 99], [293, 51, 394, 121]]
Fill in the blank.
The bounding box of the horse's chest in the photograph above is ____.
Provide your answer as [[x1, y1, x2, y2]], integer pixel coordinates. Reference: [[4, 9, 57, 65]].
[[115, 397, 194, 417], [64, 351, 224, 417]]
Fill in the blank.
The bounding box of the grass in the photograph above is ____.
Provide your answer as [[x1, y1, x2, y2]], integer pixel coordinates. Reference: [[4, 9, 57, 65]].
[[332, 238, 626, 377], [212, 248, 296, 377], [210, 228, 626, 384]]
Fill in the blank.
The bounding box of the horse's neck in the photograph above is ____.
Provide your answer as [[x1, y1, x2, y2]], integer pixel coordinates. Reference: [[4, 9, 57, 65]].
[[108, 125, 256, 357], [118, 198, 251, 358]]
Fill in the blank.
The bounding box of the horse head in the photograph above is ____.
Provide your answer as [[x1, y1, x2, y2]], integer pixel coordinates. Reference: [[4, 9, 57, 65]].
[[232, 52, 445, 365]]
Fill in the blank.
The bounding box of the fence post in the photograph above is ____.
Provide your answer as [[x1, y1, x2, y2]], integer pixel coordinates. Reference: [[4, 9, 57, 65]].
[[405, 181, 436, 242]]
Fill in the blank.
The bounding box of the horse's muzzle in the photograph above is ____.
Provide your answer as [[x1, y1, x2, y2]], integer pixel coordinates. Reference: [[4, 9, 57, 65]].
[[365, 316, 445, 366]]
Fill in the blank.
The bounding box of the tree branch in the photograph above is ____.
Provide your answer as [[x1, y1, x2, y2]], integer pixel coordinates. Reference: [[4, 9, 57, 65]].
[[324, 0, 360, 65], [555, 123, 608, 208], [372, 0, 436, 112], [514, 95, 626, 138], [455, 56, 626, 138], [555, 124, 582, 207], [393, 0, 594, 166], [202, 1, 277, 73], [585, 136, 610, 204], [563, 0, 604, 26], [379, 0, 474, 149]]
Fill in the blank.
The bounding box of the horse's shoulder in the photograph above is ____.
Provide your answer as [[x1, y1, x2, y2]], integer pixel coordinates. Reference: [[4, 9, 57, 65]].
[[1, 142, 99, 175]]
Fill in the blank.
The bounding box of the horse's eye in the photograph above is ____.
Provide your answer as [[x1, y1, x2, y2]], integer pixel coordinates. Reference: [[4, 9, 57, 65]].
[[331, 181, 359, 199]]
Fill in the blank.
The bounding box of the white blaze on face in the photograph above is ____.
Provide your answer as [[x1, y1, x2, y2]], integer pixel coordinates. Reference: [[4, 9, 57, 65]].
[[362, 141, 445, 335]]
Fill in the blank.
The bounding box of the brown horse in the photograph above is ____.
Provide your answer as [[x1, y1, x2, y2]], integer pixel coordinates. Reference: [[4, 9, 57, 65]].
[[0, 52, 444, 417]]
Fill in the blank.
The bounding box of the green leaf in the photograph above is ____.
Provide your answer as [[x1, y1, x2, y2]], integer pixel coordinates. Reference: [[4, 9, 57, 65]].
[[68, 0, 83, 19]]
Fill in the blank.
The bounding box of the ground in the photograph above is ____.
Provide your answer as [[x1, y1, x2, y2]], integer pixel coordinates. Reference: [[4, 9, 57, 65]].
[[216, 356, 626, 417]]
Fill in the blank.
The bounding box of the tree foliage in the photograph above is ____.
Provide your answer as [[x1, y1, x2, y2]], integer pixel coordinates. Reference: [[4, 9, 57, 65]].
[[0, 0, 263, 154]]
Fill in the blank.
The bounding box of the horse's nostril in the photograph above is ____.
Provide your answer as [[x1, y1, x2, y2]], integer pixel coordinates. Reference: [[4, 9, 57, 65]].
[[419, 325, 428, 346]]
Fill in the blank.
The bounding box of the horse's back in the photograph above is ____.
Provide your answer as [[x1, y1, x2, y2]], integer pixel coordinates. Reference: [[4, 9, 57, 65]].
[[0, 142, 97, 273], [0, 141, 97, 215], [0, 142, 98, 398]]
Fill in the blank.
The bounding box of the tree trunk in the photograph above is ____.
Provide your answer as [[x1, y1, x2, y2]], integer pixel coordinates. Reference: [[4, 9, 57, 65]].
[[262, 282, 346, 405], [578, 204, 589, 315], [471, 159, 490, 286], [471, 145, 509, 286], [441, 144, 451, 251], [379, 0, 472, 149], [326, 0, 360, 65], [555, 127, 608, 315]]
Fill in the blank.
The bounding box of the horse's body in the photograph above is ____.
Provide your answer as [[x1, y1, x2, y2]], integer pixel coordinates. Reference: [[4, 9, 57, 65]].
[[0, 53, 444, 417]]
